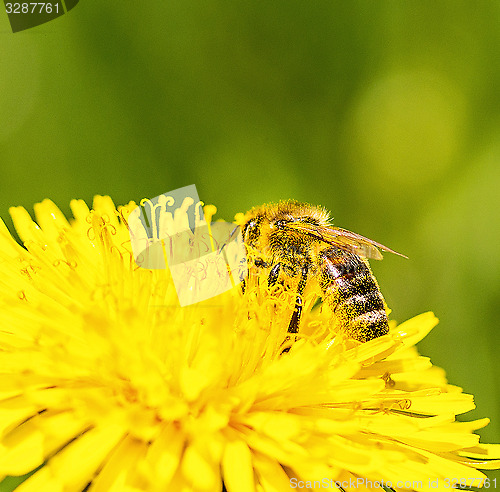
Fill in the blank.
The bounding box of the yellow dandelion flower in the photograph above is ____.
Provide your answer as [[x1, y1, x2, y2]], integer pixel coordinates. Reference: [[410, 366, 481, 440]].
[[0, 196, 499, 492]]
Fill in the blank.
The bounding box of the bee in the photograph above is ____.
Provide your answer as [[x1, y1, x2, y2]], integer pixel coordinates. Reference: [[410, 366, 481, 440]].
[[241, 201, 406, 342]]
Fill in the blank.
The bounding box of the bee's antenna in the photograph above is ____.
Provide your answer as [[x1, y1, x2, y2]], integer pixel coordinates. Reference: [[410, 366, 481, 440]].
[[217, 225, 241, 254]]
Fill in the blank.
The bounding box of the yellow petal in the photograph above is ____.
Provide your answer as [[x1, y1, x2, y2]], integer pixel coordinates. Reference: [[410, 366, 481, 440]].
[[0, 217, 25, 258], [0, 410, 88, 476], [181, 441, 220, 491], [459, 443, 500, 459], [143, 423, 184, 488], [92, 195, 120, 229], [89, 435, 147, 492], [0, 398, 39, 436], [18, 420, 126, 491], [223, 439, 255, 492], [33, 200, 70, 242], [393, 312, 439, 348], [15, 466, 64, 492], [406, 392, 476, 416], [9, 206, 46, 246], [253, 452, 291, 492]]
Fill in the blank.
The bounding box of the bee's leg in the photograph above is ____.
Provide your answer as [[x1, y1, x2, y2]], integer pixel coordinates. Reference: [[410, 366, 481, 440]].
[[254, 257, 270, 269], [267, 263, 281, 287], [281, 265, 308, 354], [242, 257, 271, 294], [287, 265, 308, 334]]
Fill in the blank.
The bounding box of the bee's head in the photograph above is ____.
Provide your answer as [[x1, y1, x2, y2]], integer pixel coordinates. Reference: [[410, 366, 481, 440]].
[[241, 214, 266, 247], [270, 217, 290, 230], [242, 213, 304, 251], [242, 201, 329, 250]]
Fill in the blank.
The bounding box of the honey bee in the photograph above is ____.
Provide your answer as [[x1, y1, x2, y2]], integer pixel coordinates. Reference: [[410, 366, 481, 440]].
[[241, 201, 406, 342]]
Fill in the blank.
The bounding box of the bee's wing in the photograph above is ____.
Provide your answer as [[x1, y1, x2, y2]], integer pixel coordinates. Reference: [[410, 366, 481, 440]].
[[287, 223, 407, 260]]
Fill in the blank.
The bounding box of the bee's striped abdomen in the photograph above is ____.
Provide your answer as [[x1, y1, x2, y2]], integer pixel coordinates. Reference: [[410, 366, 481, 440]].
[[318, 247, 388, 342]]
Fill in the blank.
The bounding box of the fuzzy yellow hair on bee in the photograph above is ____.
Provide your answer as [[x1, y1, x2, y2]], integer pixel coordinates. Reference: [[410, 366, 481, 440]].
[[240, 200, 405, 342]]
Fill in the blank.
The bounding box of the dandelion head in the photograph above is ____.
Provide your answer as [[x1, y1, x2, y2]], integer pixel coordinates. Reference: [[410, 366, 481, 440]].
[[0, 197, 498, 492]]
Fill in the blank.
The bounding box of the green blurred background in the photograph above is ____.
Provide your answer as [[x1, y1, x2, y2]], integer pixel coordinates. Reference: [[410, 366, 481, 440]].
[[1, 1, 499, 489]]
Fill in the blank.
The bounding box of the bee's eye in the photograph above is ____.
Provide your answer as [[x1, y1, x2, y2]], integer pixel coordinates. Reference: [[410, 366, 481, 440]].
[[244, 215, 264, 240], [244, 220, 256, 232], [244, 219, 259, 240]]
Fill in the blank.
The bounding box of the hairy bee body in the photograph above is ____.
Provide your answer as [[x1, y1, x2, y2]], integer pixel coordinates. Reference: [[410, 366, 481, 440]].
[[241, 201, 402, 342], [317, 246, 387, 341]]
